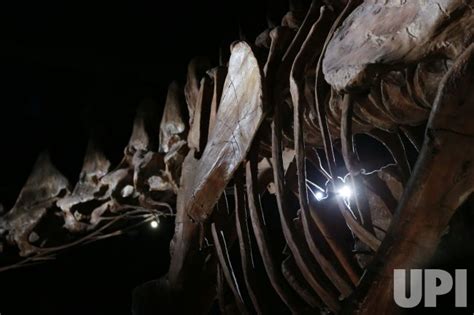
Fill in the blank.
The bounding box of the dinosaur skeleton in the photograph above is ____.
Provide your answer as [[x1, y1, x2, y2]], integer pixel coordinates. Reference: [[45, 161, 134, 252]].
[[1, 0, 473, 314]]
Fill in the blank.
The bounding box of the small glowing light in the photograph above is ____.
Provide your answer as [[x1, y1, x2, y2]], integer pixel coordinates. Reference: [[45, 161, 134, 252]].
[[314, 191, 325, 201], [150, 220, 159, 229], [337, 185, 353, 199]]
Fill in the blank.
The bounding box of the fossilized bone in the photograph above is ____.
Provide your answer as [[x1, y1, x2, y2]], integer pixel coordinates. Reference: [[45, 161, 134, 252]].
[[1, 0, 473, 314]]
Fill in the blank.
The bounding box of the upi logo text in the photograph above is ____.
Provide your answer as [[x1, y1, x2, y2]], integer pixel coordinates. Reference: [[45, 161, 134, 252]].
[[393, 269, 467, 308]]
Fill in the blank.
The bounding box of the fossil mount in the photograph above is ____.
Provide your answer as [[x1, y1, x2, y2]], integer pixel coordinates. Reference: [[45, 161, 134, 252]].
[[1, 1, 474, 314]]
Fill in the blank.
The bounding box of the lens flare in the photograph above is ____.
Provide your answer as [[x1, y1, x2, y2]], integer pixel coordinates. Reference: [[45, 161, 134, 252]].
[[314, 191, 325, 201], [337, 185, 352, 199], [150, 220, 159, 229]]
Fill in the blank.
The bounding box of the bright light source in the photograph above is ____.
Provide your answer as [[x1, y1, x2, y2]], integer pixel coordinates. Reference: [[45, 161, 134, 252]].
[[306, 179, 326, 202], [314, 191, 325, 201], [337, 185, 352, 199], [150, 220, 159, 229]]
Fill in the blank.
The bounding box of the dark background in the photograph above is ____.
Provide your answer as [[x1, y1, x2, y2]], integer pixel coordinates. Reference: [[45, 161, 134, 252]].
[[0, 0, 283, 314]]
